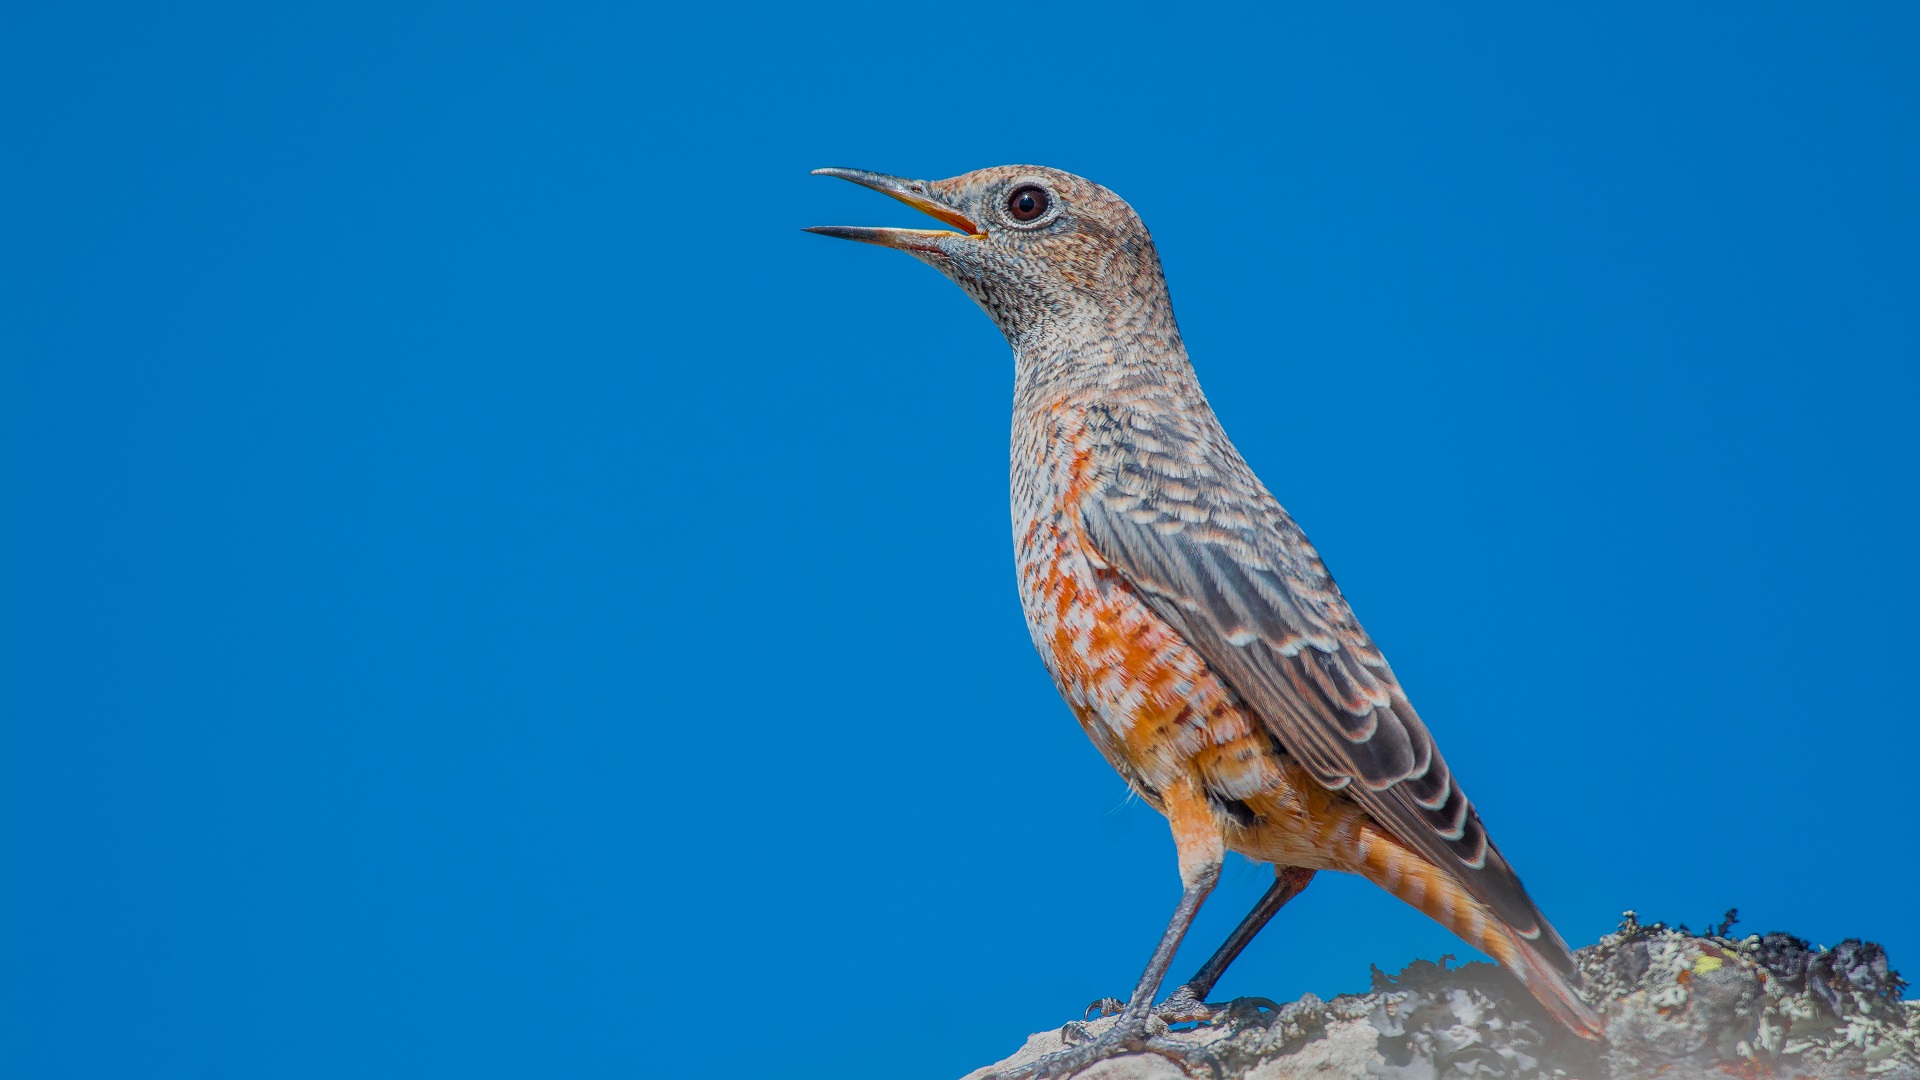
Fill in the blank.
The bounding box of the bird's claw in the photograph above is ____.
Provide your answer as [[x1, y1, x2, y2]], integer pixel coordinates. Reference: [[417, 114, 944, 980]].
[[993, 1014, 1168, 1079], [1085, 985, 1227, 1026], [1001, 986, 1258, 1076], [1151, 984, 1220, 1025], [1219, 995, 1282, 1024]]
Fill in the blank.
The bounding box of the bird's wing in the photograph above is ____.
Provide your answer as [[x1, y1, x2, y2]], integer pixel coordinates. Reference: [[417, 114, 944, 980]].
[[1074, 403, 1573, 967]]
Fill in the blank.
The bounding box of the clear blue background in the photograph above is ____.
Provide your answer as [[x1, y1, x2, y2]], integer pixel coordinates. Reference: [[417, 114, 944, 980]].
[[4, 4, 1916, 1077]]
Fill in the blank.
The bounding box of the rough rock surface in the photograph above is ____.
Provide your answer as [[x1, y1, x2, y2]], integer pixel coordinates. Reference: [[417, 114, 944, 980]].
[[962, 913, 1918, 1079]]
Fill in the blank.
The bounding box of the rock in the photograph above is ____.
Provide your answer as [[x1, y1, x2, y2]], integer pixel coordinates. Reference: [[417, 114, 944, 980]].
[[963, 912, 1920, 1079], [958, 1019, 1186, 1080]]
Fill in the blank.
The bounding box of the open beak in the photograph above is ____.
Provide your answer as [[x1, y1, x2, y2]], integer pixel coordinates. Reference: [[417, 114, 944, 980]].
[[805, 168, 984, 252]]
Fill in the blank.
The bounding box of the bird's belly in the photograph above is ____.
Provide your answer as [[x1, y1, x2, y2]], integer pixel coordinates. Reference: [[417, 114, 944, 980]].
[[1014, 511, 1285, 809]]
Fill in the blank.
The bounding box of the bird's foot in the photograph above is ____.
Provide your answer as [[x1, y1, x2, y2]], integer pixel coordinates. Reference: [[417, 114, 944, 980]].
[[991, 1010, 1198, 1080], [1085, 984, 1223, 1026]]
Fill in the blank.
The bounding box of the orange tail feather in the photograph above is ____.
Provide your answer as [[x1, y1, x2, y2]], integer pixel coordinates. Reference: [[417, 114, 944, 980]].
[[1346, 822, 1603, 1039]]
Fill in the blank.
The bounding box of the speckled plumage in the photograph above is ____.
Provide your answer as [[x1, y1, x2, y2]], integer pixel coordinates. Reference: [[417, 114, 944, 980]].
[[809, 166, 1602, 1066]]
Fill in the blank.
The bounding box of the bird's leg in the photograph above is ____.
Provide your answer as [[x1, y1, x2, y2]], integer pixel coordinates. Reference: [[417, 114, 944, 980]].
[[1143, 865, 1317, 1024], [998, 781, 1222, 1080], [1008, 871, 1218, 1078]]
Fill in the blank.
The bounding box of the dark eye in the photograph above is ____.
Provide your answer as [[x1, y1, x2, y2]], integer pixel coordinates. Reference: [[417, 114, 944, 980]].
[[1007, 185, 1050, 223]]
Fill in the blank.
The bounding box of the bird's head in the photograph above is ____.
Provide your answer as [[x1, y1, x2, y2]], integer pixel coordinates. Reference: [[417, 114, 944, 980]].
[[807, 165, 1172, 347]]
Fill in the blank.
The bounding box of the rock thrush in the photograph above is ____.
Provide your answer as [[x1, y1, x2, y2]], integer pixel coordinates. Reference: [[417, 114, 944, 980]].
[[808, 166, 1602, 1078]]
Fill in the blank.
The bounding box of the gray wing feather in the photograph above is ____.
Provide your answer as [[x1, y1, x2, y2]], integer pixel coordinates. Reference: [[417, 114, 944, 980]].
[[1076, 404, 1572, 968]]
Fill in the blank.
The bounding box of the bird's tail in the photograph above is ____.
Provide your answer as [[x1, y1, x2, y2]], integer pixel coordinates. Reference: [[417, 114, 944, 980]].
[[1346, 823, 1605, 1040]]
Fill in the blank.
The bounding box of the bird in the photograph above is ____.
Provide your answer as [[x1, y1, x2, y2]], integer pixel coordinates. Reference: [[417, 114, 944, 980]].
[[807, 166, 1602, 1078]]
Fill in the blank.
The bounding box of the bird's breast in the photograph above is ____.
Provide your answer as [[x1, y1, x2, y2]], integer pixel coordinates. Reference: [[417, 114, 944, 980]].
[[1009, 398, 1283, 806]]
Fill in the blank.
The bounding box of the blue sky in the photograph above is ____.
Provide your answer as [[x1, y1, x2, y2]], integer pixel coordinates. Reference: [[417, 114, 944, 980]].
[[3, 3, 1916, 1078]]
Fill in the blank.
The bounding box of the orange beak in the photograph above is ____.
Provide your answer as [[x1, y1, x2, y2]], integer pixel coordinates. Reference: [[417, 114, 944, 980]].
[[805, 168, 984, 251]]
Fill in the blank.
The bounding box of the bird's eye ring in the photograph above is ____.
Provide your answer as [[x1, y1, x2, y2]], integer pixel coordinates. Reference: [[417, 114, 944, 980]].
[[1006, 185, 1051, 223]]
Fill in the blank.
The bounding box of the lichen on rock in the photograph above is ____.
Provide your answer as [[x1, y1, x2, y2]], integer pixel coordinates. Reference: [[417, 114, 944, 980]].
[[1583, 911, 1917, 1079], [963, 912, 1919, 1079]]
